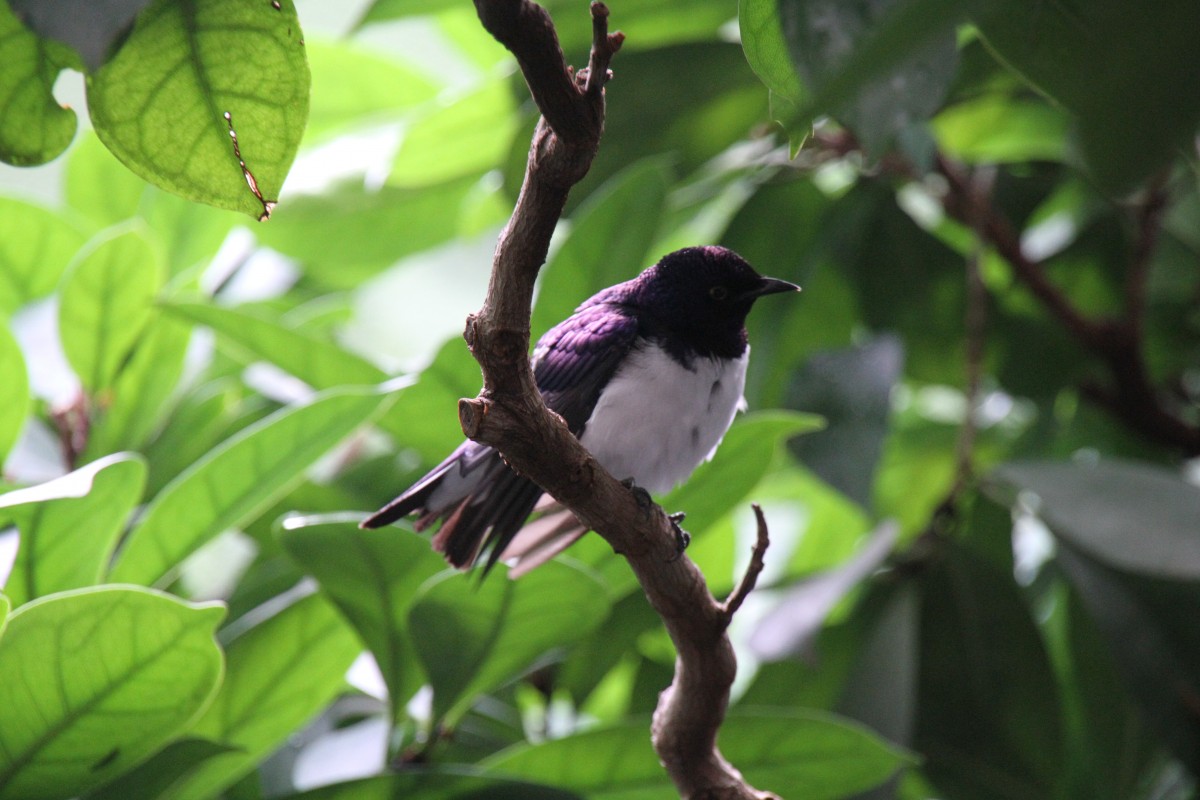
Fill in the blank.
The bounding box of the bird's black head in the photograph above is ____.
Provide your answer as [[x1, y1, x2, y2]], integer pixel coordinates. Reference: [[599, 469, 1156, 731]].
[[634, 246, 799, 360]]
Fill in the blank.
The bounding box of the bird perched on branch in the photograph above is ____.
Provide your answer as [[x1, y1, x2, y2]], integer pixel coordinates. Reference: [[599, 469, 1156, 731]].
[[361, 245, 799, 574]]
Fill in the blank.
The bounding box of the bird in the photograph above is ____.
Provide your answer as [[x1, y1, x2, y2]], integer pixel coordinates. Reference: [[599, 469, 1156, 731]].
[[361, 245, 799, 574]]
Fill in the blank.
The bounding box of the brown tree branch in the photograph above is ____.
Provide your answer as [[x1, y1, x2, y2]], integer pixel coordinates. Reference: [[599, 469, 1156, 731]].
[[461, 2, 775, 797], [810, 129, 1200, 454]]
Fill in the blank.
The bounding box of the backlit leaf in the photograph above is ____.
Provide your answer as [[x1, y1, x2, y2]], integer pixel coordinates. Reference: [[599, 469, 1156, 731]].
[[0, 453, 145, 606], [408, 560, 610, 723], [0, 586, 224, 800], [110, 385, 392, 586], [86, 0, 310, 217], [57, 226, 164, 394], [0, 2, 77, 166]]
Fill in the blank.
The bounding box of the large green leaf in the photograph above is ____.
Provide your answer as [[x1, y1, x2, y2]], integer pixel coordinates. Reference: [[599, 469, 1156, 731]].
[[278, 519, 447, 720], [86, 738, 238, 800], [64, 130, 149, 227], [256, 178, 479, 285], [304, 39, 440, 142], [1054, 550, 1200, 778], [0, 453, 145, 606], [968, 0, 1200, 193], [375, 337, 481, 463], [390, 81, 518, 188], [282, 772, 582, 800], [163, 589, 361, 800], [0, 1, 77, 166], [990, 459, 1200, 579], [407, 560, 611, 723], [915, 541, 1064, 800], [777, 0, 963, 154], [483, 710, 908, 798], [0, 320, 27, 464], [166, 300, 387, 390], [531, 160, 671, 338], [0, 196, 88, 313], [0, 586, 224, 800], [739, 0, 809, 149], [83, 313, 193, 460], [85, 0, 311, 217], [110, 385, 392, 586], [57, 226, 165, 394]]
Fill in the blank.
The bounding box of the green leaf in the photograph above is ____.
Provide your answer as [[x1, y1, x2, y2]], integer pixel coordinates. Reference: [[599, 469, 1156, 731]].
[[779, 0, 960, 154], [408, 560, 611, 723], [932, 94, 1069, 164], [164, 589, 361, 800], [1055, 549, 1200, 778], [0, 453, 146, 606], [281, 772, 582, 800], [661, 410, 824, 535], [0, 320, 28, 464], [989, 459, 1200, 579], [531, 160, 671, 337], [0, 1, 77, 166], [57, 226, 165, 394], [110, 385, 393, 587], [86, 738, 239, 800], [278, 519, 447, 720], [968, 0, 1200, 193], [390, 81, 518, 188], [484, 710, 908, 798], [915, 541, 1064, 800], [166, 300, 387, 390], [85, 0, 311, 218], [0, 196, 88, 313], [65, 131, 149, 227], [739, 0, 809, 141], [304, 39, 441, 141], [376, 337, 481, 462], [83, 313, 193, 460], [0, 586, 225, 800], [256, 178, 478, 285]]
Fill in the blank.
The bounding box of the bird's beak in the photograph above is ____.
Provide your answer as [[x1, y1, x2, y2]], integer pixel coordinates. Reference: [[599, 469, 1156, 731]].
[[744, 277, 801, 300]]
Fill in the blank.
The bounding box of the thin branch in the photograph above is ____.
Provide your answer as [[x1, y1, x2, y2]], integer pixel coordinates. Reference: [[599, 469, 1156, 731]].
[[721, 504, 771, 622], [463, 3, 775, 797]]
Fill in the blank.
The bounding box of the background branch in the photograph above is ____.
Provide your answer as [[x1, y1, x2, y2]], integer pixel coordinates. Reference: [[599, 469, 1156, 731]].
[[811, 128, 1200, 455], [461, 2, 775, 797]]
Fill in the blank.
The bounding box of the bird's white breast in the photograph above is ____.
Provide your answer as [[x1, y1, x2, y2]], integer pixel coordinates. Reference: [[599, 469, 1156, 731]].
[[579, 343, 748, 494]]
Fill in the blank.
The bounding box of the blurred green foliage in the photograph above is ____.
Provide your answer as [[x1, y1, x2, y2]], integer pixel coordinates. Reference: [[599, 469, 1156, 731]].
[[0, 0, 1198, 798]]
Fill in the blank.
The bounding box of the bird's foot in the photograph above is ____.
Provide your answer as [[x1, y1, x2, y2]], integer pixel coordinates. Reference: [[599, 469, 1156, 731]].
[[666, 511, 690, 562], [620, 477, 654, 514]]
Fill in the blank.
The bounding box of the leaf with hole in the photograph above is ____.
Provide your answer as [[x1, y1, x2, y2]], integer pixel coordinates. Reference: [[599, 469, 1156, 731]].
[[0, 2, 78, 166], [85, 0, 310, 217], [0, 586, 224, 800]]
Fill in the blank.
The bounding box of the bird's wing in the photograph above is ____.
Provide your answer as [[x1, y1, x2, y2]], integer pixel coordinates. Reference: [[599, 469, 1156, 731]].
[[361, 300, 639, 573], [533, 301, 642, 433]]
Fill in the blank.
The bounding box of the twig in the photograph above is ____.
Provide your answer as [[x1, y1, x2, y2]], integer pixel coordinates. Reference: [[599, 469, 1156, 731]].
[[721, 504, 771, 622], [462, 2, 775, 797]]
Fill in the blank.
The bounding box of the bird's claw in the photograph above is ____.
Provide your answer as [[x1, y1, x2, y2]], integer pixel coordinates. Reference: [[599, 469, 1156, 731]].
[[666, 512, 690, 562], [621, 477, 654, 514]]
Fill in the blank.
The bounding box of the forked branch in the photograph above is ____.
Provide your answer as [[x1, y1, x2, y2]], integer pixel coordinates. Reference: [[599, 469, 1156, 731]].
[[459, 1, 776, 797]]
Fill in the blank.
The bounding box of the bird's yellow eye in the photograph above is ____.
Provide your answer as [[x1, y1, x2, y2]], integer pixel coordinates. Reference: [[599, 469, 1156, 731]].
[[709, 286, 728, 301]]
